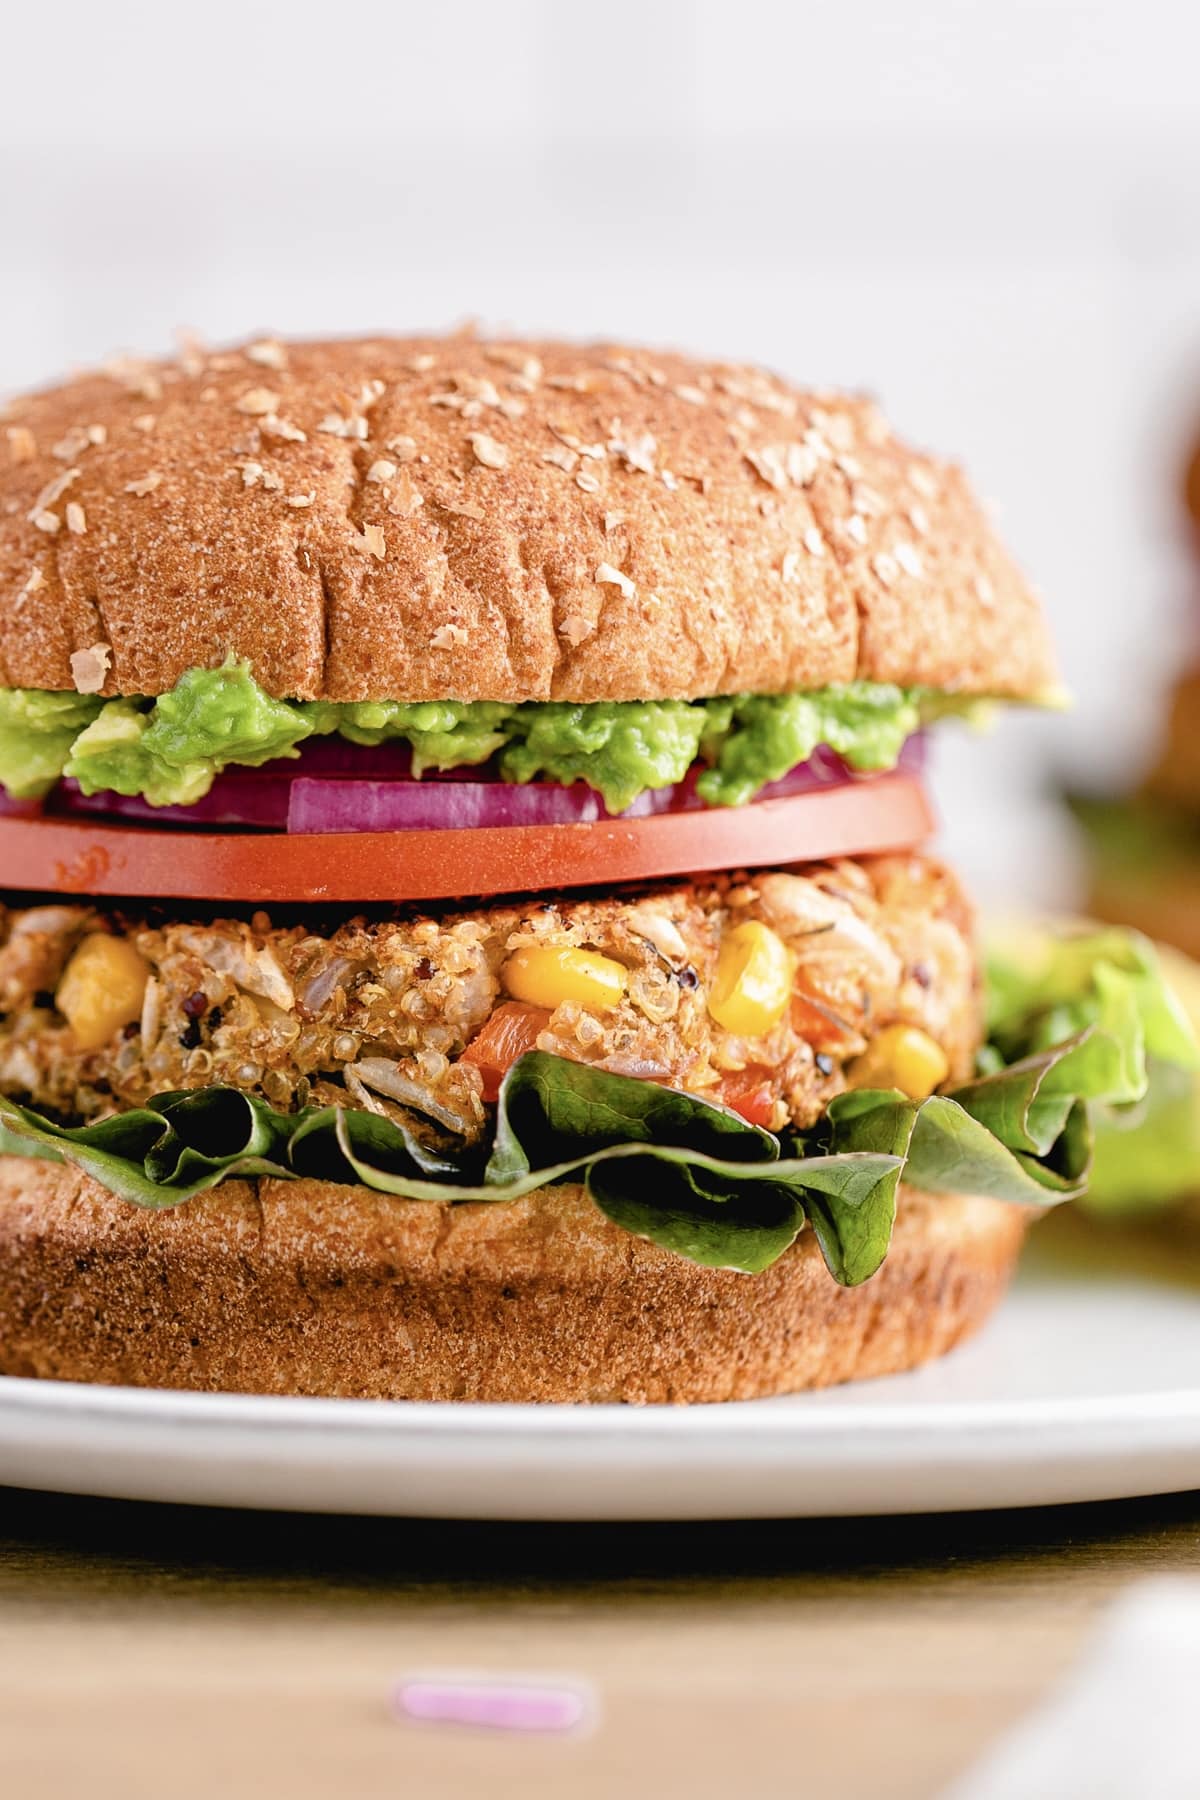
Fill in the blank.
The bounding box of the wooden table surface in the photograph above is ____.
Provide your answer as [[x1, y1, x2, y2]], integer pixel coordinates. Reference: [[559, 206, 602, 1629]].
[[2, 1483, 1198, 1800]]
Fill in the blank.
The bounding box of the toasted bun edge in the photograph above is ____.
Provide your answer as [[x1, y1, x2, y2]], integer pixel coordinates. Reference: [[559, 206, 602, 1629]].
[[0, 1158, 1029, 1402]]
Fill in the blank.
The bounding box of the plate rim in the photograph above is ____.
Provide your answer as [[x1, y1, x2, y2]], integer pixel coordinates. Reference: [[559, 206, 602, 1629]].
[[4, 1368, 1200, 1440]]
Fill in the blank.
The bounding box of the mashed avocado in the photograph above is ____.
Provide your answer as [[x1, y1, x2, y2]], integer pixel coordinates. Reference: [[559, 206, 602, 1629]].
[[500, 701, 710, 812], [696, 683, 923, 806], [64, 669, 310, 807], [299, 697, 514, 775], [0, 660, 987, 813], [0, 689, 105, 799]]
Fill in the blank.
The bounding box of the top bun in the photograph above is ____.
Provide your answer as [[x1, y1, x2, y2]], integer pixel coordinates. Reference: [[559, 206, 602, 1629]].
[[0, 332, 1056, 704]]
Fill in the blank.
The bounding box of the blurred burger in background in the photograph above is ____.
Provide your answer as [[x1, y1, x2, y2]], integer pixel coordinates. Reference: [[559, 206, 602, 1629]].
[[1067, 423, 1200, 1214], [1071, 670, 1200, 963]]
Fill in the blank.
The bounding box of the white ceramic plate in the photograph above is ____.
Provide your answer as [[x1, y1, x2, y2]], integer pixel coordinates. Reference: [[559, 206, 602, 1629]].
[[1, 1217, 1198, 1519]]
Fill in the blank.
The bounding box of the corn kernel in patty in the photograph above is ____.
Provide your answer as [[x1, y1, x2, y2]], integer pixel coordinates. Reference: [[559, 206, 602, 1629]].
[[56, 934, 151, 1052], [501, 945, 627, 1011], [846, 1024, 949, 1100], [707, 919, 794, 1037]]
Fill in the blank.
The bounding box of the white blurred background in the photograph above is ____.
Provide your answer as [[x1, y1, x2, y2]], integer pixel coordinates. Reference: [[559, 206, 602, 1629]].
[[4, 0, 1199, 907]]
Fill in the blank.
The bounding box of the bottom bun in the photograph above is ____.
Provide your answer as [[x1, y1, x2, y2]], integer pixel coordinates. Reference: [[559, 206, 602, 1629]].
[[0, 1158, 1029, 1403]]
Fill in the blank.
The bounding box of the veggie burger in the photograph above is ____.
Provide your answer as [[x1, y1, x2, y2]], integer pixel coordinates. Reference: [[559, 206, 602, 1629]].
[[0, 333, 1188, 1402]]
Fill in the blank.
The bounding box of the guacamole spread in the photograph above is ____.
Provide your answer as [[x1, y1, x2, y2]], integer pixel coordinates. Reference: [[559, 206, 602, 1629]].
[[0, 660, 987, 813]]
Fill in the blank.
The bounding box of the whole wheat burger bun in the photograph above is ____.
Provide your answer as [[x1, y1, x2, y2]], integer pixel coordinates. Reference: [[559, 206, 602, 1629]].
[[0, 1158, 1028, 1402], [0, 333, 1056, 704]]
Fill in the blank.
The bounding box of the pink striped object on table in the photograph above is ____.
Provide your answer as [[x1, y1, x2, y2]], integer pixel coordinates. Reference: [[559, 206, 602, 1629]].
[[392, 1674, 595, 1735]]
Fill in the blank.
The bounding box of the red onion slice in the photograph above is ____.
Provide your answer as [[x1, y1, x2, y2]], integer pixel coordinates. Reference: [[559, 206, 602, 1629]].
[[285, 777, 669, 833], [0, 791, 43, 820], [53, 776, 292, 830], [34, 731, 927, 834]]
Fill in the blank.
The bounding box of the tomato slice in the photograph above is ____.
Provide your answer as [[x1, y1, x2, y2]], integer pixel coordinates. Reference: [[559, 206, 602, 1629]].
[[0, 772, 933, 903], [460, 1003, 552, 1103]]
